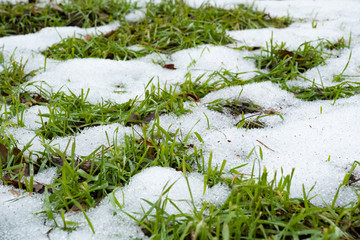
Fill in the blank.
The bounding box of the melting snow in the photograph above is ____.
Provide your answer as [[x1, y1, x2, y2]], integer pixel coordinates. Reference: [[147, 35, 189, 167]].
[[1, 0, 360, 239]]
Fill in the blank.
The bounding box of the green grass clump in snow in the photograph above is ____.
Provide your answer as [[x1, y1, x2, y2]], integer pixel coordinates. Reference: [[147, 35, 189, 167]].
[[206, 97, 280, 129], [291, 81, 360, 102], [40, 122, 202, 214], [0, 0, 133, 36], [249, 39, 330, 86], [216, 38, 360, 102], [0, 54, 38, 103], [36, 82, 189, 140], [2, 1, 360, 238], [42, 0, 292, 60], [120, 168, 360, 239]]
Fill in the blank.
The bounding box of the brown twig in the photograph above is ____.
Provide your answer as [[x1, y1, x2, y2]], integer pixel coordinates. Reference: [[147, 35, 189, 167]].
[[256, 139, 275, 152]]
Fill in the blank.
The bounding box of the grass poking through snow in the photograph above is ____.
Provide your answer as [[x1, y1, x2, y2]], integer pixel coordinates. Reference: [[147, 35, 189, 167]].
[[42, 0, 291, 60], [1, 0, 360, 239]]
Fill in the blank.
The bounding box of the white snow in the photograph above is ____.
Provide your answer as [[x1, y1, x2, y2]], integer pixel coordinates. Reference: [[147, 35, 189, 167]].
[[1, 0, 360, 239]]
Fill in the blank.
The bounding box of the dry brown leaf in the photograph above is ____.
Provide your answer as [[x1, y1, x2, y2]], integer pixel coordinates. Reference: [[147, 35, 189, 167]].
[[104, 29, 118, 38], [163, 64, 176, 70], [0, 143, 8, 166], [84, 35, 92, 41], [8, 189, 20, 196]]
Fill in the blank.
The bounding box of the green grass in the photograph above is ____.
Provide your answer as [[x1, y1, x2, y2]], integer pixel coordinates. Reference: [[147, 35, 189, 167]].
[[214, 37, 359, 102], [247, 39, 333, 87], [114, 167, 360, 239], [42, 0, 292, 61], [206, 97, 284, 129], [0, 0, 133, 36], [0, 53, 39, 103], [1, 0, 360, 239], [34, 82, 188, 140], [40, 121, 202, 213]]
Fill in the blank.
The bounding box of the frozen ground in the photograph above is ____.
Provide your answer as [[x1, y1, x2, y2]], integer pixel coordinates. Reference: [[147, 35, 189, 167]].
[[1, 0, 360, 239]]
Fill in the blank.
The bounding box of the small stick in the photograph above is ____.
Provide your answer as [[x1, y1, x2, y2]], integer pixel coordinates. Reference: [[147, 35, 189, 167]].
[[348, 178, 360, 186], [256, 139, 275, 152]]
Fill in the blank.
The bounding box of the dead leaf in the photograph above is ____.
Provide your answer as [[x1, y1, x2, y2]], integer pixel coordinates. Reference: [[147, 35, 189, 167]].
[[186, 92, 200, 102], [33, 181, 47, 193], [256, 139, 275, 152], [50, 0, 64, 12], [0, 143, 8, 166], [126, 113, 139, 126], [140, 226, 152, 237], [69, 201, 88, 212], [104, 29, 118, 38], [77, 159, 98, 174], [163, 64, 176, 70], [84, 35, 92, 41], [142, 112, 156, 123], [8, 189, 20, 196], [3, 173, 48, 193]]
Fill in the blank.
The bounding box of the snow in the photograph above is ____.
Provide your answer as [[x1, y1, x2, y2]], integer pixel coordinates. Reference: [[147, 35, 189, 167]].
[[1, 0, 360, 239]]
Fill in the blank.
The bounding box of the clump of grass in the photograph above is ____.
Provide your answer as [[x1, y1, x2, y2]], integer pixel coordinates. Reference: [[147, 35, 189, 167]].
[[0, 0, 133, 36], [42, 0, 292, 60], [35, 89, 124, 140], [206, 97, 283, 129], [39, 121, 202, 213], [215, 38, 358, 103], [0, 53, 46, 125], [124, 167, 360, 239], [41, 36, 152, 61], [322, 36, 350, 51], [248, 39, 330, 87], [36, 82, 189, 140], [0, 55, 38, 102], [178, 73, 228, 102], [291, 81, 360, 102], [126, 82, 189, 125], [207, 98, 262, 115]]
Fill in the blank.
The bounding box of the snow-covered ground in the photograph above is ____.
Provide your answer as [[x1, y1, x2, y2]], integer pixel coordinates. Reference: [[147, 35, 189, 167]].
[[1, 0, 360, 239]]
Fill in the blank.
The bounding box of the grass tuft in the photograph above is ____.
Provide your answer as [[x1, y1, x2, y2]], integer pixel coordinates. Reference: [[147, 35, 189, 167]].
[[0, 0, 133, 36], [42, 0, 292, 61]]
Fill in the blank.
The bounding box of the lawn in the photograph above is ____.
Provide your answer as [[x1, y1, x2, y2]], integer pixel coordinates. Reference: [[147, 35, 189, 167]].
[[1, 0, 360, 239]]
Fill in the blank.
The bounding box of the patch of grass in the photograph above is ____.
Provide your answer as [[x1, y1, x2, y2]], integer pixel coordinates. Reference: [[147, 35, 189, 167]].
[[0, 0, 133, 36], [248, 39, 330, 87], [0, 54, 39, 102], [178, 73, 229, 102], [0, 53, 47, 126], [42, 0, 292, 60], [207, 98, 262, 115], [36, 82, 189, 140], [291, 81, 360, 102], [41, 35, 152, 61], [123, 168, 360, 239], [206, 97, 283, 129], [216, 38, 359, 102], [38, 122, 202, 213], [35, 88, 129, 140], [322, 36, 350, 51], [126, 82, 189, 125]]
